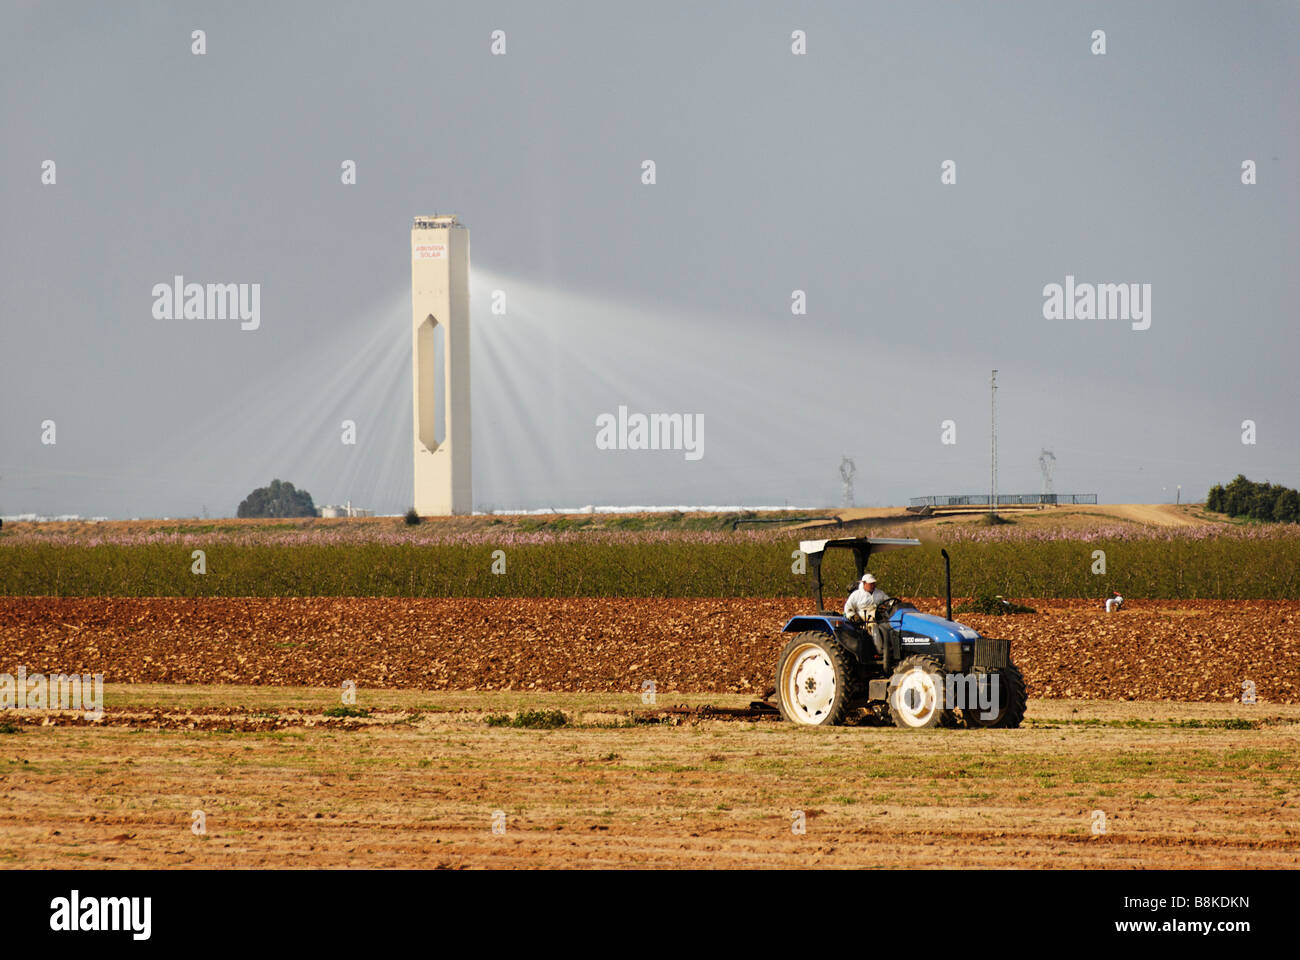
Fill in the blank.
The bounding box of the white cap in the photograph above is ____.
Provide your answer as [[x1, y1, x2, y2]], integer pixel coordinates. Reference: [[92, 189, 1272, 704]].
[[861, 572, 877, 585]]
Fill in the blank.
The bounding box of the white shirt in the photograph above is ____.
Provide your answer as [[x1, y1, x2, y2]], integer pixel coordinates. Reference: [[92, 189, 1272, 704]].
[[844, 586, 891, 621]]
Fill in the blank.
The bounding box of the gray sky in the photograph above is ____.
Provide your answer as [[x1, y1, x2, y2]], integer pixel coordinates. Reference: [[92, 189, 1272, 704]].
[[2, 0, 1297, 517]]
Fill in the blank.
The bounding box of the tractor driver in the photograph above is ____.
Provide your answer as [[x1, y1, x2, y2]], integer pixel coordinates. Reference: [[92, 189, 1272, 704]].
[[844, 572, 892, 655]]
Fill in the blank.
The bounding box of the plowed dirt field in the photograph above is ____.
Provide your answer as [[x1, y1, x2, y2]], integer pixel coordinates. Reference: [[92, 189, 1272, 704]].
[[1, 596, 1297, 702]]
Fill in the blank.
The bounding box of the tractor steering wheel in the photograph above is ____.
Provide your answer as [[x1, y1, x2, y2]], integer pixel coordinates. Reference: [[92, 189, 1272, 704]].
[[875, 597, 906, 620]]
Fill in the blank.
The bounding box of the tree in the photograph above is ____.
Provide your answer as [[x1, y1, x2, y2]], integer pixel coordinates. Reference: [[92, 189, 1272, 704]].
[[236, 479, 317, 518], [1249, 486, 1275, 521], [1222, 474, 1252, 516], [1275, 488, 1300, 524], [1206, 484, 1225, 512], [1205, 474, 1300, 524]]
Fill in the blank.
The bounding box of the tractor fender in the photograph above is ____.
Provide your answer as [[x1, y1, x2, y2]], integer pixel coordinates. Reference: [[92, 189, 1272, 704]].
[[781, 615, 842, 636], [782, 615, 874, 661]]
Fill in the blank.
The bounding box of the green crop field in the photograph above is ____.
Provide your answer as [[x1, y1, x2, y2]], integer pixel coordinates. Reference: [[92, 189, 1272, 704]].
[[3, 527, 1299, 599]]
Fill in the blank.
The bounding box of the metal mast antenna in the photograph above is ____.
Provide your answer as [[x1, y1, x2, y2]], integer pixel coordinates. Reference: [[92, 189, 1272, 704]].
[[990, 370, 998, 516], [839, 457, 857, 508], [1039, 448, 1056, 497]]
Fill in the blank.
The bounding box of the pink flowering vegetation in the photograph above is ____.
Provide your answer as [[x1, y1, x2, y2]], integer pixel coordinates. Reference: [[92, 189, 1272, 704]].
[[0, 526, 786, 548], [4, 514, 1293, 548], [3, 523, 1299, 599]]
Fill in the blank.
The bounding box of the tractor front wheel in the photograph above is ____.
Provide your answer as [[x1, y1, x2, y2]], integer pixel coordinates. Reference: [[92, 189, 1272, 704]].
[[775, 633, 857, 726], [961, 663, 1027, 729], [887, 655, 958, 729]]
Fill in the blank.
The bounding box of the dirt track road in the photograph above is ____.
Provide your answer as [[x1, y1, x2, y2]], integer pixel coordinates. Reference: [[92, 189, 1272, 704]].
[[820, 503, 1207, 530]]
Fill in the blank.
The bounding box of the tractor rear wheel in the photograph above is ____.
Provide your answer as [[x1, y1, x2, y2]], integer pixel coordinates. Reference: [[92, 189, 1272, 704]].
[[961, 663, 1027, 729], [887, 655, 958, 729], [775, 633, 857, 726]]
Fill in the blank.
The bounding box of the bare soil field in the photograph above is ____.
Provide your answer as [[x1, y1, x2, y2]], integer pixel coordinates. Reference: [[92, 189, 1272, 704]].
[[0, 690, 1296, 869], [4, 590, 1293, 868], [1, 596, 1296, 702]]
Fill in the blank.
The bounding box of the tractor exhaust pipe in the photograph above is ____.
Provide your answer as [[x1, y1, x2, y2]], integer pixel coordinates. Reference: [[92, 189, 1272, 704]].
[[940, 549, 952, 621]]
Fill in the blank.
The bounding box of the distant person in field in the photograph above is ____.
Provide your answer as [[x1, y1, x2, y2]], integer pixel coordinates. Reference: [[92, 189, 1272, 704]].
[[1105, 591, 1124, 612]]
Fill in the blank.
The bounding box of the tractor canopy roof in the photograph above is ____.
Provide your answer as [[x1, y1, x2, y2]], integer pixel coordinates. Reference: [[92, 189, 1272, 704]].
[[796, 537, 921, 614], [798, 536, 921, 560]]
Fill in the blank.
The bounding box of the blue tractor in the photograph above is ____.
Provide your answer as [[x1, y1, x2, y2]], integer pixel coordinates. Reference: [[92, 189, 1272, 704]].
[[774, 536, 1027, 728]]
